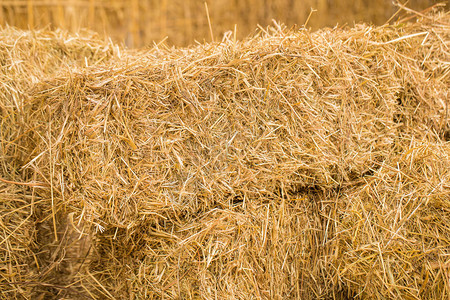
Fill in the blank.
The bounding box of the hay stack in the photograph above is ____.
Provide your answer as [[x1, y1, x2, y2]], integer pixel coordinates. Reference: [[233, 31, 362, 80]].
[[1, 9, 449, 299], [0, 27, 115, 299]]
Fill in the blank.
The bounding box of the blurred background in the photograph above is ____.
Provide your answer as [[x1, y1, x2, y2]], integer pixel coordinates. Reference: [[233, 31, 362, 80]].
[[0, 0, 446, 47]]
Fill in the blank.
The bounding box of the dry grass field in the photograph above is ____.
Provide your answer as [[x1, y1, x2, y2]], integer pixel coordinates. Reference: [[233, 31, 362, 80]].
[[0, 0, 445, 46], [0, 2, 449, 300]]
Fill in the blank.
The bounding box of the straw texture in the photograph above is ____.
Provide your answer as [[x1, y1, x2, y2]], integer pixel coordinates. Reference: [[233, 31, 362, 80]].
[[1, 8, 449, 299]]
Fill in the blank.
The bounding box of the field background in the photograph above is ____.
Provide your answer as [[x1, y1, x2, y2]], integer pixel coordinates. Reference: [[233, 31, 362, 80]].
[[0, 0, 445, 47]]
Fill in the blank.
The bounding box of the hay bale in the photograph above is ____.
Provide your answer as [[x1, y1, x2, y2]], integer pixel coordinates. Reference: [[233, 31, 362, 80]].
[[334, 142, 450, 298], [0, 27, 114, 298], [1, 10, 449, 299]]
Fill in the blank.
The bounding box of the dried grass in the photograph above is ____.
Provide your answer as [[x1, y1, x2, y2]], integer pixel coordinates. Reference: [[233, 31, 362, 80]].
[[1, 8, 449, 299], [0, 0, 444, 47]]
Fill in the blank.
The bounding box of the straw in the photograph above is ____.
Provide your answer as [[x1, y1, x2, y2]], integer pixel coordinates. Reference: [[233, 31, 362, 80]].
[[0, 7, 449, 299]]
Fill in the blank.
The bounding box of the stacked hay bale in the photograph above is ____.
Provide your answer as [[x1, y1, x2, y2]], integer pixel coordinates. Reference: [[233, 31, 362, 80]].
[[0, 10, 449, 299], [0, 27, 115, 299]]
